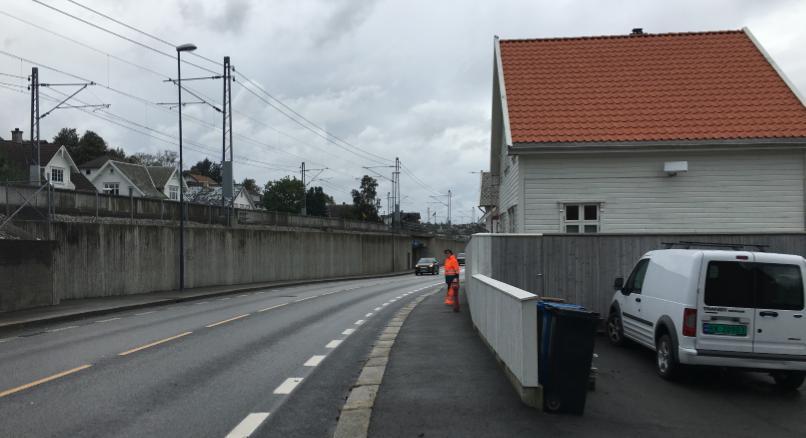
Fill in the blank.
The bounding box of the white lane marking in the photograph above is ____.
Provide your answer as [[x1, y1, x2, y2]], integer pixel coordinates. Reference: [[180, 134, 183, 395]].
[[382, 303, 389, 306], [238, 294, 249, 298], [135, 311, 156, 316], [219, 297, 231, 301], [194, 301, 209, 305], [295, 296, 316, 302], [304, 355, 326, 367], [46, 325, 79, 333], [374, 307, 382, 311], [273, 377, 303, 394], [0, 337, 17, 343], [256, 291, 266, 294], [326, 340, 342, 348], [355, 320, 365, 325], [258, 303, 289, 313], [342, 328, 356, 335], [95, 317, 121, 324], [365, 313, 373, 318], [396, 296, 402, 299], [226, 412, 270, 438]]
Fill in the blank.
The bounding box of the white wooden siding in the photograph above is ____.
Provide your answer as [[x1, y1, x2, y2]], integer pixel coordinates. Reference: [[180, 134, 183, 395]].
[[44, 151, 75, 190], [520, 150, 805, 233], [498, 128, 521, 232]]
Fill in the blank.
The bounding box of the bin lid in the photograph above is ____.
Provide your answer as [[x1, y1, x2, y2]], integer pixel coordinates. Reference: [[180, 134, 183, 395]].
[[538, 302, 586, 311]]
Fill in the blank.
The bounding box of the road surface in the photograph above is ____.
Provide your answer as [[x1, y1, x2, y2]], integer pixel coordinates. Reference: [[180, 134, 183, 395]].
[[0, 274, 444, 438]]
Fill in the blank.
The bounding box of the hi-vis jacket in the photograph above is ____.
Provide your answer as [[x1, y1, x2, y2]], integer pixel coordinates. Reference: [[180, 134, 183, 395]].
[[444, 255, 461, 276]]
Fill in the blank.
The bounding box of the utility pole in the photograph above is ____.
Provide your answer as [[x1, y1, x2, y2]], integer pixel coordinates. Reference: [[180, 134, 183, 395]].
[[300, 161, 306, 215], [221, 56, 234, 211], [427, 206, 430, 224], [394, 157, 401, 228], [448, 189, 452, 225], [29, 67, 39, 185]]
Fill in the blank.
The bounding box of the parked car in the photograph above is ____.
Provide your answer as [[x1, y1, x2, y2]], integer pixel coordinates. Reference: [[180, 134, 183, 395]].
[[415, 257, 440, 275], [607, 249, 806, 389], [457, 252, 466, 266]]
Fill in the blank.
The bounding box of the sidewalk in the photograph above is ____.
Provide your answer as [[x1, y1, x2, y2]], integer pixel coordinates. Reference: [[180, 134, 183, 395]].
[[0, 271, 410, 331]]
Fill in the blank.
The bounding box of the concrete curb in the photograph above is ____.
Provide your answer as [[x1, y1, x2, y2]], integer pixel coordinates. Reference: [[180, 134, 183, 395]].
[[332, 289, 437, 438], [0, 270, 413, 332]]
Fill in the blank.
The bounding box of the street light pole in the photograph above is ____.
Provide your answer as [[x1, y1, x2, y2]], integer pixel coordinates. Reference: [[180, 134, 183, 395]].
[[176, 43, 196, 291]]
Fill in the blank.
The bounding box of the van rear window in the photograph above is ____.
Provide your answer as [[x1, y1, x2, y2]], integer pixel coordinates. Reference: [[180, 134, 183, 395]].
[[705, 262, 754, 308], [704, 262, 804, 310]]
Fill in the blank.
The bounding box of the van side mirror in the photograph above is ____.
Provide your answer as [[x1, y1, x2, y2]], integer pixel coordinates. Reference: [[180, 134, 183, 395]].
[[613, 277, 624, 291]]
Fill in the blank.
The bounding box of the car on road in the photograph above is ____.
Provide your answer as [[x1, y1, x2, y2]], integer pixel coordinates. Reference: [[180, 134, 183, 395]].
[[457, 253, 466, 266], [415, 258, 440, 275], [607, 249, 806, 389]]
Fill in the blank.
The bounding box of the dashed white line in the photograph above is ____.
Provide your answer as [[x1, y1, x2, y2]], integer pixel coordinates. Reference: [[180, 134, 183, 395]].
[[365, 313, 373, 318], [382, 303, 390, 306], [46, 325, 79, 333], [326, 340, 342, 348], [226, 412, 270, 438], [354, 320, 365, 325], [238, 294, 249, 298], [258, 303, 289, 313], [273, 377, 303, 394], [95, 317, 121, 324], [295, 296, 316, 302], [135, 311, 156, 316], [374, 307, 382, 311], [304, 355, 326, 367], [219, 297, 231, 301], [194, 301, 209, 305], [396, 296, 402, 299], [342, 328, 356, 335], [0, 337, 16, 343]]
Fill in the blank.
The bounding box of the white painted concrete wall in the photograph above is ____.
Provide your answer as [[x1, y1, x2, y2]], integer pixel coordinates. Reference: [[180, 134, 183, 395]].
[[518, 149, 806, 233]]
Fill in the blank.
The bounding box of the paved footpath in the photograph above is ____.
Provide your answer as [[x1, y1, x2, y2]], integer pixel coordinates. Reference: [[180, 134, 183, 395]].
[[369, 289, 806, 438]]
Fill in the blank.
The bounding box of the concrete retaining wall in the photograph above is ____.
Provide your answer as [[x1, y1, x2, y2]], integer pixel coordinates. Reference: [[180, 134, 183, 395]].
[[470, 233, 806, 316], [20, 220, 414, 301], [0, 240, 55, 312]]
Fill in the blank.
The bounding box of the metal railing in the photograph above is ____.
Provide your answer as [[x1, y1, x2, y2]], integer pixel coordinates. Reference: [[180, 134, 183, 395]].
[[1, 180, 53, 238]]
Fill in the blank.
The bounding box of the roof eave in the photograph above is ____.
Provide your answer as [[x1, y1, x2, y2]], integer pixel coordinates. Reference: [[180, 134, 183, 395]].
[[494, 36, 513, 148], [743, 27, 806, 108], [510, 137, 806, 154]]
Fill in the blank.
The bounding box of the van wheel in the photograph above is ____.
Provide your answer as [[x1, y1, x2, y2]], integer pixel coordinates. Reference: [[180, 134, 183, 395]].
[[772, 371, 806, 391], [656, 334, 680, 380], [607, 311, 625, 346]]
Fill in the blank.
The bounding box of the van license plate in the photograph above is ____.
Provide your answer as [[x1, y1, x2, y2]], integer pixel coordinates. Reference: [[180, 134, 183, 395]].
[[703, 323, 747, 337]]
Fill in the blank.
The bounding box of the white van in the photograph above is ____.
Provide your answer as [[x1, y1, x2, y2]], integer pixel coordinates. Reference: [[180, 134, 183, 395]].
[[607, 249, 806, 389]]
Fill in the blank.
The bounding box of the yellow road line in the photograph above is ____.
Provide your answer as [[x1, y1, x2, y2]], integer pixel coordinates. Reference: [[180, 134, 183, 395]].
[[0, 364, 92, 398], [258, 303, 289, 313], [205, 314, 249, 328], [118, 331, 192, 356]]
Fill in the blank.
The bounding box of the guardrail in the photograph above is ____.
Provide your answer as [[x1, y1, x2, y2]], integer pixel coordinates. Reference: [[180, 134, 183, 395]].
[[465, 233, 541, 407]]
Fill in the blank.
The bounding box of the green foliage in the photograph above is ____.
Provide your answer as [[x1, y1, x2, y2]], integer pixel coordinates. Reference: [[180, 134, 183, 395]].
[[241, 177, 259, 194], [54, 128, 125, 165], [306, 186, 334, 217], [262, 176, 304, 213], [351, 175, 380, 222], [189, 158, 221, 183], [130, 150, 178, 167], [53, 128, 79, 150]]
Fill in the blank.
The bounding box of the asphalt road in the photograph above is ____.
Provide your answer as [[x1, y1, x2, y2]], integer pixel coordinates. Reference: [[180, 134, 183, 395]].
[[0, 273, 445, 438]]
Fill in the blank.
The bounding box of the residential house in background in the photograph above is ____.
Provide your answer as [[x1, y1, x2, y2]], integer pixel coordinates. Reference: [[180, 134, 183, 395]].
[[186, 184, 256, 209], [0, 128, 94, 191], [484, 28, 806, 234], [83, 159, 184, 199], [184, 173, 219, 188]]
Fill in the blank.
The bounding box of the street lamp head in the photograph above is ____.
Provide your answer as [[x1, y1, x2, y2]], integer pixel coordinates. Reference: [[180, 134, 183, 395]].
[[176, 43, 197, 53]]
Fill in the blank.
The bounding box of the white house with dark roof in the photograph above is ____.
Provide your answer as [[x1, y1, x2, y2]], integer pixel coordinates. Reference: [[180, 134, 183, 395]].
[[483, 28, 806, 234], [0, 128, 94, 191], [84, 159, 184, 199]]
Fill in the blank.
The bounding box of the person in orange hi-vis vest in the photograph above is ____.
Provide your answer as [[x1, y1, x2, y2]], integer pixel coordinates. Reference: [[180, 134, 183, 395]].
[[443, 249, 461, 312]]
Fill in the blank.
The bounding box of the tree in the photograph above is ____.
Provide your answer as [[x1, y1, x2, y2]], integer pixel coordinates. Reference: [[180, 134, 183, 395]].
[[306, 186, 334, 217], [131, 150, 178, 167], [189, 158, 221, 183], [262, 176, 304, 213], [53, 128, 79, 150], [351, 175, 380, 222], [241, 177, 259, 194]]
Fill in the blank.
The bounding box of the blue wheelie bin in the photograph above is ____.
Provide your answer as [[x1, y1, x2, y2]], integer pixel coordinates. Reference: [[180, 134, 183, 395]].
[[537, 302, 599, 414]]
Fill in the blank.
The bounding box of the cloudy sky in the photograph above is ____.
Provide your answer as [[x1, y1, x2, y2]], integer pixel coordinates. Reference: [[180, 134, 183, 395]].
[[1, 0, 805, 223]]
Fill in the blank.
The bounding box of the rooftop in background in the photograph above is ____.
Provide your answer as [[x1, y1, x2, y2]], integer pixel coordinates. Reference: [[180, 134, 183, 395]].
[[498, 29, 806, 144]]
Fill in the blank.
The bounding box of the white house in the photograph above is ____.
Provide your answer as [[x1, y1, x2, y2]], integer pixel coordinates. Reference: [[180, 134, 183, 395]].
[[186, 185, 256, 210], [0, 128, 94, 191], [482, 28, 806, 234], [84, 159, 184, 199]]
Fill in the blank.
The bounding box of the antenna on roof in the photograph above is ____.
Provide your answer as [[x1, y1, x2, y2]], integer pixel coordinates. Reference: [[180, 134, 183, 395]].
[[631, 28, 644, 35]]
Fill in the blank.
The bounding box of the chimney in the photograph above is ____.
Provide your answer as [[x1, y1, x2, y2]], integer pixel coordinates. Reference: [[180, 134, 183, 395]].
[[11, 128, 23, 143], [631, 28, 644, 35]]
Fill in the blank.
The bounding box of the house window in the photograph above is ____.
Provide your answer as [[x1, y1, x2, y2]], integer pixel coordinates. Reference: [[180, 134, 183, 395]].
[[507, 206, 516, 233], [169, 185, 179, 200], [563, 203, 600, 233], [103, 182, 120, 196], [50, 167, 64, 184]]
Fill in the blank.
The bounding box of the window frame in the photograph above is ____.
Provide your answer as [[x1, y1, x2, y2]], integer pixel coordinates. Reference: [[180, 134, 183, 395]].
[[562, 202, 601, 234], [168, 185, 179, 200], [50, 166, 64, 184], [624, 258, 650, 295], [103, 182, 120, 196]]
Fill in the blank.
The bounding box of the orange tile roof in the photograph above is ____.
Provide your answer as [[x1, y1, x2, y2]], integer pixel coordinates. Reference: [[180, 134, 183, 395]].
[[499, 30, 806, 144]]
